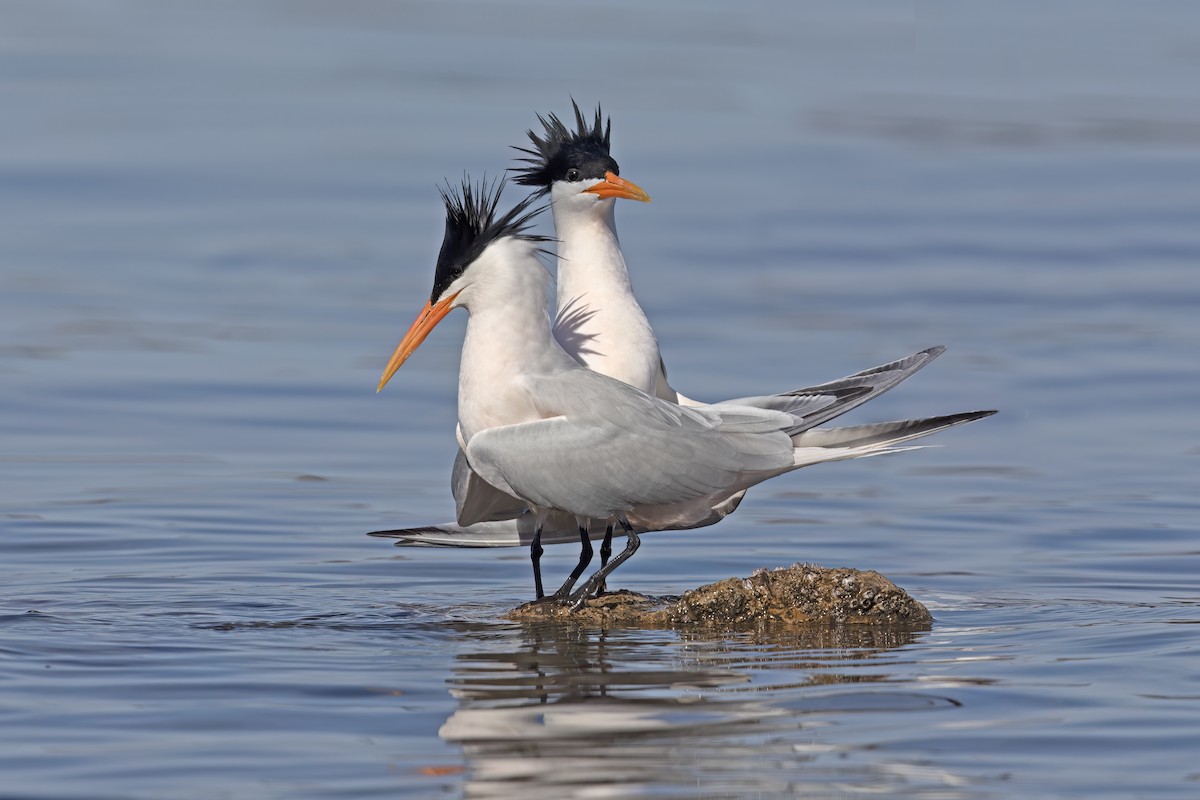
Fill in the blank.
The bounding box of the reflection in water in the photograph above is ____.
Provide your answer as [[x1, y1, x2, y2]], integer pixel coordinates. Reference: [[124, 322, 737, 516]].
[[441, 622, 974, 798]]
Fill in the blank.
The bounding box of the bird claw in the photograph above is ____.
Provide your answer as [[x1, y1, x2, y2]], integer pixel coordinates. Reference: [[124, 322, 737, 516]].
[[566, 576, 607, 610]]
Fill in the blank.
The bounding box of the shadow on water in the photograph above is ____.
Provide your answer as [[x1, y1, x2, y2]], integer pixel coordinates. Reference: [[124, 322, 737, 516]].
[[437, 620, 973, 799]]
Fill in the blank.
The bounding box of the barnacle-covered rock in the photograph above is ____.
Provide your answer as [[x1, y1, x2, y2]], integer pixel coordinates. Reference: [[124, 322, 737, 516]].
[[506, 564, 931, 628]]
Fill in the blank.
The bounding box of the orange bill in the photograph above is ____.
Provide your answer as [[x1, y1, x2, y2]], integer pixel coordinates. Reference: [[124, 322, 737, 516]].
[[582, 171, 651, 203], [376, 291, 460, 392]]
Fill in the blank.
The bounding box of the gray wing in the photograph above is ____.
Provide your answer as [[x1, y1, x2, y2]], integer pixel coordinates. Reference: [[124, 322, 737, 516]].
[[451, 447, 528, 527], [465, 371, 795, 520], [368, 515, 556, 547], [714, 346, 948, 435]]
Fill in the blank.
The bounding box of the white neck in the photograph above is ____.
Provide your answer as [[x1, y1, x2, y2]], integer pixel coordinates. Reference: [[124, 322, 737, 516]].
[[551, 197, 662, 393], [456, 238, 576, 442]]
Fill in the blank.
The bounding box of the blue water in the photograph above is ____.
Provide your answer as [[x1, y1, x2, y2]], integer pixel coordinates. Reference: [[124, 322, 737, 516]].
[[3, 3, 1199, 798]]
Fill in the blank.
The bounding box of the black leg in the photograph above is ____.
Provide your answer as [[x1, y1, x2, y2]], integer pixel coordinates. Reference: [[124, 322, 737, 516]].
[[595, 523, 614, 597], [569, 517, 640, 610], [551, 525, 594, 599], [531, 524, 545, 599], [600, 524, 613, 566]]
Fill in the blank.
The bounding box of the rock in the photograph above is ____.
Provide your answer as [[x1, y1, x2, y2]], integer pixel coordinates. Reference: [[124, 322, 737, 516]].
[[506, 564, 931, 629]]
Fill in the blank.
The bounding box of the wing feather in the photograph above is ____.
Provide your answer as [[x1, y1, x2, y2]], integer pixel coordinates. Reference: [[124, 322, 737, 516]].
[[451, 447, 528, 526], [465, 370, 795, 519]]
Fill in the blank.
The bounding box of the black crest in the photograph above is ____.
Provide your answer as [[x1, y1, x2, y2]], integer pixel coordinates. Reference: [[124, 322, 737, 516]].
[[430, 177, 549, 302], [511, 100, 619, 195]]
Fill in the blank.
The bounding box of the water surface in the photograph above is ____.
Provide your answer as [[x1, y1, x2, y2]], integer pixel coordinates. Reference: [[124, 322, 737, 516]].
[[3, 3, 1199, 798]]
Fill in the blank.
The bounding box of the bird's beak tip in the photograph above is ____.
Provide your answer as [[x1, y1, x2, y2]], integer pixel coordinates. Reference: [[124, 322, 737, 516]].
[[375, 293, 457, 394]]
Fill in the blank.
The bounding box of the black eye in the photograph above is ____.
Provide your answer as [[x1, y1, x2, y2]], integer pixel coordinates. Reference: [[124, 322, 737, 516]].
[[565, 168, 582, 182]]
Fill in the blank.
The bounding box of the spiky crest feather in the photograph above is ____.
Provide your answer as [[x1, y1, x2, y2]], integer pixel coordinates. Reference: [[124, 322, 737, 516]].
[[430, 177, 550, 302], [510, 100, 617, 194]]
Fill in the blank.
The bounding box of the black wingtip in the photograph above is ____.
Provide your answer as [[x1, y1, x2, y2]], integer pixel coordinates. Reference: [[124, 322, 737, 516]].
[[367, 527, 441, 538]]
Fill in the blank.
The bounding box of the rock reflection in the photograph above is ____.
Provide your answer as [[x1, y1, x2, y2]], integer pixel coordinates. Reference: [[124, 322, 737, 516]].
[[441, 622, 972, 798]]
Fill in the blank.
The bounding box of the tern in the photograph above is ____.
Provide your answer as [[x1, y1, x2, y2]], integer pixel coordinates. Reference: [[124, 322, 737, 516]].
[[375, 178, 995, 602], [374, 103, 990, 600]]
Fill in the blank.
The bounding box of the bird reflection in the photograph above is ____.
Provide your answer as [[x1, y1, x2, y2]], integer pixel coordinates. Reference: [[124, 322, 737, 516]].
[[436, 621, 975, 798]]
